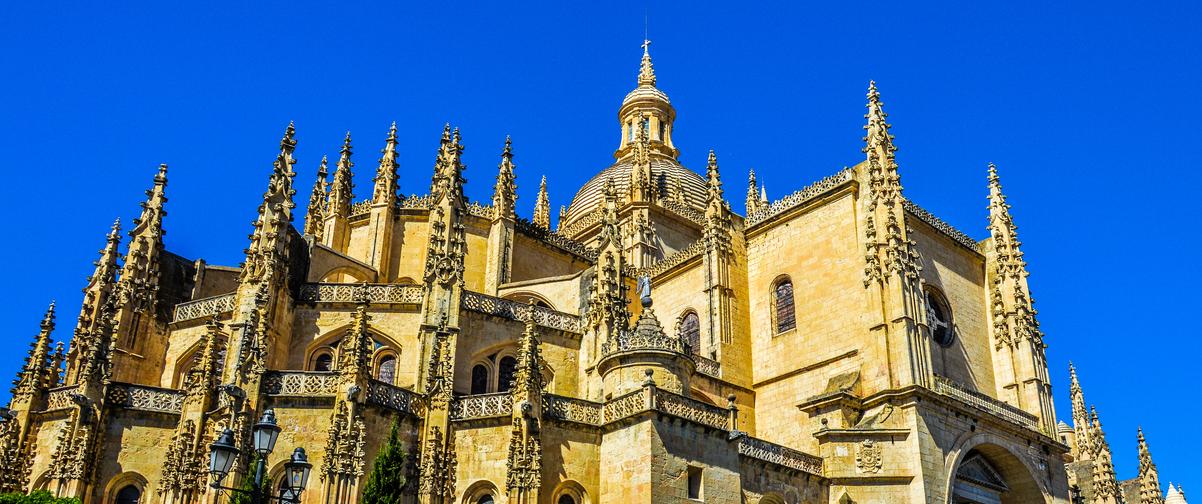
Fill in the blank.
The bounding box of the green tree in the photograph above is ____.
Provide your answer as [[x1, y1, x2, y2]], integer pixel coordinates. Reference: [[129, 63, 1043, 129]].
[[0, 491, 80, 504], [228, 453, 262, 504], [361, 419, 408, 504]]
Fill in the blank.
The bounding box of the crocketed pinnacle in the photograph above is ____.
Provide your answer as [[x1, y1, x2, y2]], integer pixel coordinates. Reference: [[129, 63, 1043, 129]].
[[11, 301, 57, 401], [705, 150, 723, 201], [638, 39, 656, 87], [1138, 427, 1164, 504], [131, 164, 168, 241], [533, 175, 551, 229], [1069, 363, 1093, 457], [746, 169, 762, 215], [303, 156, 329, 236], [492, 136, 518, 219], [328, 132, 355, 218], [988, 163, 1028, 275], [430, 124, 466, 208], [512, 306, 544, 396], [373, 122, 400, 205], [1089, 405, 1122, 502]]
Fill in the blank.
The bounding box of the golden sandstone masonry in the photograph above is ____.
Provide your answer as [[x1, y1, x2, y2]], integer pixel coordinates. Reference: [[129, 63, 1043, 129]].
[[0, 42, 1176, 504]]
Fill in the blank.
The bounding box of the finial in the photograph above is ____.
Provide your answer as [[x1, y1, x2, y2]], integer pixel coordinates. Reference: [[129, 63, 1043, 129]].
[[318, 155, 329, 177], [155, 163, 168, 185], [503, 135, 513, 158], [867, 80, 880, 102], [107, 218, 122, 240], [281, 121, 297, 148], [342, 131, 353, 152], [388, 121, 398, 139], [638, 39, 657, 87], [41, 300, 56, 330]]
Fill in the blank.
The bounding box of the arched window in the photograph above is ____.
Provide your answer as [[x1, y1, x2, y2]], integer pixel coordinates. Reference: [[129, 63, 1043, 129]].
[[478, 496, 494, 504], [773, 278, 796, 333], [497, 356, 518, 393], [115, 485, 141, 504], [471, 364, 490, 395], [558, 495, 577, 504], [926, 288, 955, 347], [375, 355, 397, 384], [679, 311, 701, 355], [277, 476, 297, 503], [312, 351, 334, 372]]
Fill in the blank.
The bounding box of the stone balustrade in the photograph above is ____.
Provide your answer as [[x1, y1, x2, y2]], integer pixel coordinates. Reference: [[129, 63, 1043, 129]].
[[461, 291, 583, 334], [933, 375, 1041, 433], [450, 392, 512, 420], [600, 330, 687, 357], [263, 371, 341, 396], [736, 435, 824, 476], [693, 355, 721, 378], [107, 383, 184, 414], [172, 293, 236, 323], [45, 385, 80, 411], [543, 394, 603, 425], [365, 379, 424, 416], [298, 283, 423, 305]]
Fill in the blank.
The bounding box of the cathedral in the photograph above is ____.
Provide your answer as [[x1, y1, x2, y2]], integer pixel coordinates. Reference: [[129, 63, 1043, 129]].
[[0, 43, 1180, 504]]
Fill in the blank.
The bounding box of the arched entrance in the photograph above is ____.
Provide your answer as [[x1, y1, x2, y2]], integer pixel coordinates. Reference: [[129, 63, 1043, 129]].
[[950, 445, 1044, 504]]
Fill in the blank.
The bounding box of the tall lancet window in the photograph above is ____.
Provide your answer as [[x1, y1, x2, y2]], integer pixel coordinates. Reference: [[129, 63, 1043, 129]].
[[773, 278, 796, 334], [679, 311, 701, 355]]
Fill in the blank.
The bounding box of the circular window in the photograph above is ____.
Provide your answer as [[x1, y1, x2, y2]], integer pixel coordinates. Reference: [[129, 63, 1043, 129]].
[[926, 290, 955, 347]]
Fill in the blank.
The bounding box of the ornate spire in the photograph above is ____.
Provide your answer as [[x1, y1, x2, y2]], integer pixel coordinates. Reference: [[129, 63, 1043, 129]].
[[327, 132, 355, 219], [987, 163, 1042, 347], [506, 309, 543, 503], [557, 205, 566, 231], [340, 301, 373, 382], [10, 302, 57, 403], [372, 122, 400, 205], [629, 122, 654, 202], [1089, 406, 1122, 503], [746, 168, 763, 215], [65, 220, 122, 387], [1069, 363, 1093, 457], [303, 156, 329, 236], [492, 137, 518, 219], [423, 125, 468, 290], [1138, 428, 1164, 504], [118, 164, 169, 316], [240, 122, 298, 284], [703, 150, 732, 251], [430, 125, 466, 209], [183, 319, 225, 399], [705, 150, 724, 203], [861, 81, 920, 288], [638, 39, 656, 87], [532, 175, 551, 229]]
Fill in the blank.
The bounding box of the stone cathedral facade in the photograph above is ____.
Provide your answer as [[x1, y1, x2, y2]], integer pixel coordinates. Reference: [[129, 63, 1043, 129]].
[[3, 44, 1139, 504]]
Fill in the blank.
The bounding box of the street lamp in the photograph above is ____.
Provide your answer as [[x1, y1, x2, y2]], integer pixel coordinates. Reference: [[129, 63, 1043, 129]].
[[209, 409, 309, 504]]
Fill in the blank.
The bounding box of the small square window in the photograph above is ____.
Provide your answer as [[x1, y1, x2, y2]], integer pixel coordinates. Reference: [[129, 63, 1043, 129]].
[[687, 466, 703, 500]]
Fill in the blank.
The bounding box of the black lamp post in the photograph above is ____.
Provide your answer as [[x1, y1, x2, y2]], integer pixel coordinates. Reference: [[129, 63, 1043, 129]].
[[209, 409, 311, 504]]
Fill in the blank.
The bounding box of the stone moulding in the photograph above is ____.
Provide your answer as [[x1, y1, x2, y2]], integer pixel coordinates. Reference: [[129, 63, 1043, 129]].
[[659, 199, 705, 227], [171, 293, 236, 323], [745, 168, 855, 228], [365, 379, 424, 416], [543, 394, 603, 425], [297, 283, 424, 305], [902, 200, 982, 253], [262, 371, 340, 396], [461, 291, 583, 334], [557, 207, 602, 238], [107, 382, 184, 414], [736, 435, 824, 476], [932, 375, 1041, 434]]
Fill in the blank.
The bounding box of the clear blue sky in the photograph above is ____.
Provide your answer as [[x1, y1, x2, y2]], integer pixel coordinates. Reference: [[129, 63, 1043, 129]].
[[1, 0, 1197, 493]]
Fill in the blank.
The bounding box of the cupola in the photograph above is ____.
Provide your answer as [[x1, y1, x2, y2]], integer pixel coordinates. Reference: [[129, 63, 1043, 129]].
[[615, 40, 678, 160]]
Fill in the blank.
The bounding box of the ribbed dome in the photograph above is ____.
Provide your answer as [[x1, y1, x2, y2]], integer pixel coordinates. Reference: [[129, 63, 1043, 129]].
[[622, 86, 671, 107], [563, 157, 706, 228]]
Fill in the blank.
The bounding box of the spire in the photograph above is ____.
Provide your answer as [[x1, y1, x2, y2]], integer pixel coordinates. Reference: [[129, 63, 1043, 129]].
[[120, 164, 169, 311], [430, 124, 466, 209], [746, 168, 763, 215], [629, 122, 654, 202], [10, 302, 57, 403], [65, 220, 122, 387], [861, 80, 920, 288], [505, 306, 544, 502], [240, 122, 298, 284], [1069, 363, 1093, 458], [327, 132, 355, 219], [1088, 405, 1122, 503], [532, 175, 551, 229], [557, 205, 566, 231], [303, 156, 329, 236], [492, 137, 518, 219], [638, 39, 656, 87], [1139, 428, 1165, 504], [703, 150, 732, 236], [372, 122, 400, 205], [705, 150, 723, 203]]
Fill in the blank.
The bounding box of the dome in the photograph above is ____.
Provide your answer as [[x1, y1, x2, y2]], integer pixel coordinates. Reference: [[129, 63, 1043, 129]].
[[562, 157, 707, 227], [622, 85, 671, 108]]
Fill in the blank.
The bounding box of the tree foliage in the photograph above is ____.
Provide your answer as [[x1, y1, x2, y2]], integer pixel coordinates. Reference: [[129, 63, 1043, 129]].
[[0, 491, 81, 504], [361, 419, 408, 504]]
